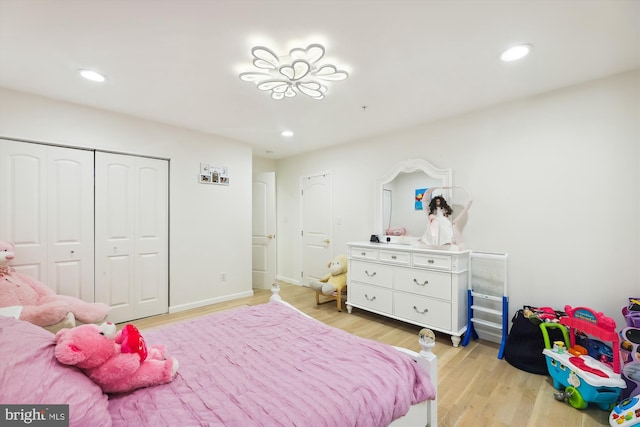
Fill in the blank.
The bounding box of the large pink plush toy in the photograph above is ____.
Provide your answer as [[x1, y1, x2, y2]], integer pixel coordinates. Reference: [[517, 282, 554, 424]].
[[54, 322, 179, 394], [0, 240, 109, 328]]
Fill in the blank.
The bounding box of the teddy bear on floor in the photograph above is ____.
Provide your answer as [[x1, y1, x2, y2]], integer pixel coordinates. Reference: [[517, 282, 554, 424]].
[[54, 321, 179, 394], [309, 254, 348, 295], [0, 240, 109, 329]]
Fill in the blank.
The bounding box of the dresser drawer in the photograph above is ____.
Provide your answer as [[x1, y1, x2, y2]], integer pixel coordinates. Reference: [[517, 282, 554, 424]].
[[394, 267, 452, 300], [394, 292, 452, 330], [379, 250, 410, 265], [350, 247, 378, 261], [349, 282, 393, 314], [349, 260, 393, 288], [412, 253, 452, 270]]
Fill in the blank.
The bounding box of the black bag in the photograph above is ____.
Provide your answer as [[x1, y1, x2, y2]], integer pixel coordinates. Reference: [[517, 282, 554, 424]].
[[504, 306, 565, 375]]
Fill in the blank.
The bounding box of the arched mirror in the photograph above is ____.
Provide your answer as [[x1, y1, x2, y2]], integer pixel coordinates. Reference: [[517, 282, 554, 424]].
[[374, 159, 452, 242]]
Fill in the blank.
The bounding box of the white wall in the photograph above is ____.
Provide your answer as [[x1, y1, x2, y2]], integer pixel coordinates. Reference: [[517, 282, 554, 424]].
[[0, 88, 254, 312], [275, 70, 640, 328], [253, 156, 276, 175]]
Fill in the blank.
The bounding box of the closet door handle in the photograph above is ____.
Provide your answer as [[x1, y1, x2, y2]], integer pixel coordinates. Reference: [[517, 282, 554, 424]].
[[413, 306, 429, 315], [365, 270, 377, 277], [413, 278, 428, 286], [365, 294, 376, 301]]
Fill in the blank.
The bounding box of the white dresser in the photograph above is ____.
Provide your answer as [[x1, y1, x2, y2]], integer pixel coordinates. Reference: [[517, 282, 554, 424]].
[[346, 242, 470, 347]]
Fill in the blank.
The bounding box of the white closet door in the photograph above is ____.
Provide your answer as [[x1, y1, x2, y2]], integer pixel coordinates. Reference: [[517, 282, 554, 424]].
[[47, 146, 95, 299], [133, 156, 169, 320], [0, 140, 94, 300], [0, 140, 47, 279], [95, 152, 168, 323]]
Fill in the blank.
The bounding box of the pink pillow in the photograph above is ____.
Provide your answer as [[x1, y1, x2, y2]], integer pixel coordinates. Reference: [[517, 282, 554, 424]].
[[0, 316, 111, 427]]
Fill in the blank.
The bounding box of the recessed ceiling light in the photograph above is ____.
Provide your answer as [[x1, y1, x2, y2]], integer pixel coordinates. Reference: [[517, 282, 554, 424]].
[[500, 44, 532, 62], [78, 69, 106, 82], [281, 130, 294, 137]]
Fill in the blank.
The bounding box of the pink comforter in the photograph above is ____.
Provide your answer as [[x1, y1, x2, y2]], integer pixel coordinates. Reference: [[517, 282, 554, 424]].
[[108, 302, 435, 426]]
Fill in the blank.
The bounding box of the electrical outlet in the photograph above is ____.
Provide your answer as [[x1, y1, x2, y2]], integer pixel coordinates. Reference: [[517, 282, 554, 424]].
[[221, 272, 227, 281]]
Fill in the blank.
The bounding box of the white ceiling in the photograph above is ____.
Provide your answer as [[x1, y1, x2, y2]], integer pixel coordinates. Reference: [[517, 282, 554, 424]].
[[0, 0, 638, 159]]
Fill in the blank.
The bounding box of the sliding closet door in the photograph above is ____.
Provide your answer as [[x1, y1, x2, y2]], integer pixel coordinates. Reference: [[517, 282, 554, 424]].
[[0, 139, 94, 300], [0, 140, 47, 278], [47, 146, 95, 300], [95, 152, 168, 323]]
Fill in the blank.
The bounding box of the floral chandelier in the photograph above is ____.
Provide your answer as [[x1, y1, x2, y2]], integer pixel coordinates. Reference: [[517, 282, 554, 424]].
[[239, 43, 349, 100]]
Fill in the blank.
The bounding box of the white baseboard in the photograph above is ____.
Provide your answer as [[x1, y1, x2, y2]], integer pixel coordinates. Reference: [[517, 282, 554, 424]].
[[276, 275, 301, 286], [169, 290, 254, 313]]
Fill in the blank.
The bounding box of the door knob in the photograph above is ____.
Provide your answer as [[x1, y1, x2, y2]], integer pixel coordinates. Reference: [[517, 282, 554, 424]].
[[323, 239, 330, 244], [267, 234, 274, 239]]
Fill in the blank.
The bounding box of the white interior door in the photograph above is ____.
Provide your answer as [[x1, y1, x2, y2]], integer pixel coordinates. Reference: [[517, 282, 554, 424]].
[[252, 172, 276, 289], [95, 152, 168, 323], [0, 139, 94, 300], [300, 172, 332, 285]]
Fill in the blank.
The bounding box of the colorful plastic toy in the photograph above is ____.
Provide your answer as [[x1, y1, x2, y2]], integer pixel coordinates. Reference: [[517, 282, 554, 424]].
[[540, 305, 626, 410], [609, 396, 640, 426]]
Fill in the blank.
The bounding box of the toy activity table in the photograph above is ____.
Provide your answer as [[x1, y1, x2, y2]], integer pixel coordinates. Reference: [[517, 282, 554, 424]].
[[540, 306, 626, 410]]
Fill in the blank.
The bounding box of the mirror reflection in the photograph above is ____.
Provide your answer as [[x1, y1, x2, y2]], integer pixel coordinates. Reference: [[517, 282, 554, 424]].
[[375, 159, 452, 241], [382, 172, 445, 237]]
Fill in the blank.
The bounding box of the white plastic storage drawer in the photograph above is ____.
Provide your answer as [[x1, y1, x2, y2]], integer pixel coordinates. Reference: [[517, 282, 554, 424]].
[[349, 282, 393, 315], [394, 292, 452, 331], [379, 250, 410, 265], [350, 247, 378, 261], [394, 267, 452, 300], [349, 260, 393, 288], [412, 253, 452, 270]]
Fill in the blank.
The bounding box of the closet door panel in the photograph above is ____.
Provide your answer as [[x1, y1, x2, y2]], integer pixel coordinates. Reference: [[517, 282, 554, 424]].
[[0, 140, 48, 281], [95, 153, 136, 323], [47, 147, 94, 299], [133, 158, 168, 319], [95, 153, 168, 323]]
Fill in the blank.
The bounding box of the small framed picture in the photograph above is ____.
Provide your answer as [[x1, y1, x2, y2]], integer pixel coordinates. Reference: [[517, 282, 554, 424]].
[[199, 162, 230, 185]]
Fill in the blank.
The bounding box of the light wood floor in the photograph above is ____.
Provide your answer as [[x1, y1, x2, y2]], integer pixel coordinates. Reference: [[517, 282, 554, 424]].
[[131, 282, 610, 427]]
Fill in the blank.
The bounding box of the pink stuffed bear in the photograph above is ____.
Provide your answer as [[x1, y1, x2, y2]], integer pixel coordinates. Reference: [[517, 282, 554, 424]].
[[0, 240, 109, 328], [54, 322, 179, 394]]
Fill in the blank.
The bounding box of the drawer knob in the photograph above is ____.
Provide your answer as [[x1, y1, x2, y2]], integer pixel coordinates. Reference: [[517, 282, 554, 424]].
[[365, 294, 377, 302], [361, 252, 366, 256], [428, 259, 434, 264], [365, 270, 377, 277], [413, 306, 429, 315], [413, 278, 429, 286], [391, 255, 397, 259]]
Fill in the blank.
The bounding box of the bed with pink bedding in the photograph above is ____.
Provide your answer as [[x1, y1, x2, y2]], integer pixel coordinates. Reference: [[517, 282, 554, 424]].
[[1, 297, 437, 427]]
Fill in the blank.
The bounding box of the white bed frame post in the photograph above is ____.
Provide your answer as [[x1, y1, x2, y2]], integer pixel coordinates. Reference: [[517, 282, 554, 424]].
[[419, 333, 438, 427]]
